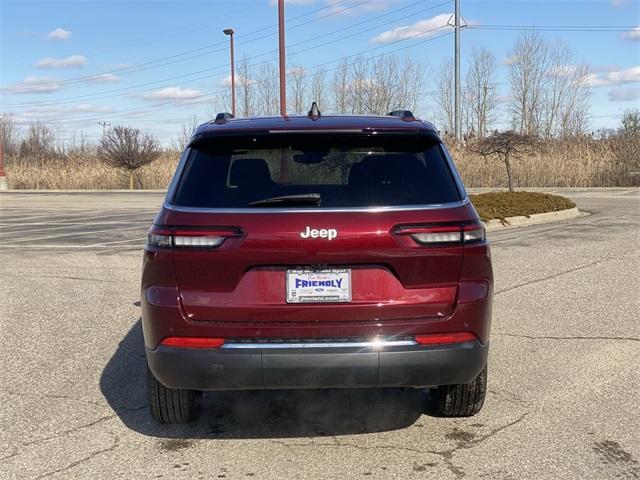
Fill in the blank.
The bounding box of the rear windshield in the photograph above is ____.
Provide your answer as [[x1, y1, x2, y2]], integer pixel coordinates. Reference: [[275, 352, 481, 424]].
[[171, 133, 461, 208]]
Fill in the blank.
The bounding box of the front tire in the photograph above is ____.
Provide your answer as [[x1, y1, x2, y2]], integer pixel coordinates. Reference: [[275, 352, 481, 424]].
[[147, 366, 199, 424], [430, 366, 487, 417]]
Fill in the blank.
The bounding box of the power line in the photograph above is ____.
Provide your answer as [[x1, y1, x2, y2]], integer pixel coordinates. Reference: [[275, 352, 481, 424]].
[[14, 28, 455, 127], [470, 24, 637, 32], [3, 0, 451, 109], [4, 0, 375, 92]]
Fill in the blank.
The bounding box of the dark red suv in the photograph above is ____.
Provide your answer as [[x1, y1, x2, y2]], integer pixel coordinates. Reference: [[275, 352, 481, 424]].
[[142, 109, 492, 423]]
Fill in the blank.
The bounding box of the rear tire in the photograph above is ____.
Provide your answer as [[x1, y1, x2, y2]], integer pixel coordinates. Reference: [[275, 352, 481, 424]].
[[147, 366, 198, 424], [430, 365, 487, 417]]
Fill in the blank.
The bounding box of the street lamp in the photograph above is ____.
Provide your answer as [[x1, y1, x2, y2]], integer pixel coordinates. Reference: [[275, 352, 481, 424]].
[[223, 28, 236, 117]]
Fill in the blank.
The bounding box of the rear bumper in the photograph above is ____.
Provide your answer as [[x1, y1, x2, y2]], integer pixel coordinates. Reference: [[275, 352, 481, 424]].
[[146, 340, 488, 391]]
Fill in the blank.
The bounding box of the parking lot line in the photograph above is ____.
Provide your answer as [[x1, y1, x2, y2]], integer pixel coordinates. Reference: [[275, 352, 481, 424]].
[[0, 224, 146, 244]]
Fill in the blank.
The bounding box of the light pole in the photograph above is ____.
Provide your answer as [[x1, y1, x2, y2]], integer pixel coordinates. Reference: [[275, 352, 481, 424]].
[[223, 28, 236, 117]]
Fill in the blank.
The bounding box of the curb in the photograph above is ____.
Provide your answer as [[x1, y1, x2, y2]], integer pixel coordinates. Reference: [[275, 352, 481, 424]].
[[485, 207, 584, 231]]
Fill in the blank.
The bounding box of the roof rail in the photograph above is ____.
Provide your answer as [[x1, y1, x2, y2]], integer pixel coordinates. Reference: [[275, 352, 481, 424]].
[[213, 112, 234, 124], [388, 110, 415, 121]]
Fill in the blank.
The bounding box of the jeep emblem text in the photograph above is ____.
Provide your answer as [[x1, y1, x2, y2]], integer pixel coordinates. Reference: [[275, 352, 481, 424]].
[[300, 226, 338, 240]]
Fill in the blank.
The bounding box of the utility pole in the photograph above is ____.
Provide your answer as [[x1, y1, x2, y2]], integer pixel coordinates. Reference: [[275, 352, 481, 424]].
[[278, 0, 286, 117], [98, 122, 111, 140], [454, 0, 461, 143], [0, 114, 6, 191]]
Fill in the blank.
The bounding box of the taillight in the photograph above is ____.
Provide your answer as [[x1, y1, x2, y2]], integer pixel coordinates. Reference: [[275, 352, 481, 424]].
[[160, 336, 225, 348], [394, 223, 485, 246], [147, 226, 242, 249], [414, 332, 477, 345]]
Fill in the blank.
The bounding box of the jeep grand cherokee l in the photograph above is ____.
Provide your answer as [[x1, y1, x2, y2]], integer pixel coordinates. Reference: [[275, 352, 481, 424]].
[[142, 109, 493, 423]]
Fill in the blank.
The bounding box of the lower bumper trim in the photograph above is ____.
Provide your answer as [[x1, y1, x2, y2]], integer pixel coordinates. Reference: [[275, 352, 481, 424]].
[[147, 340, 488, 391]]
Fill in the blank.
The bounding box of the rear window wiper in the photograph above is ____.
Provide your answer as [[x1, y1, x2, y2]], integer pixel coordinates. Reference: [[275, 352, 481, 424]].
[[248, 193, 322, 207]]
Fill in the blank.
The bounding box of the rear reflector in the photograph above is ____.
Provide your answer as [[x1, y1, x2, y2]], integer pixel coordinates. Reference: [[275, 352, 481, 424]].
[[414, 332, 477, 346], [160, 337, 225, 349]]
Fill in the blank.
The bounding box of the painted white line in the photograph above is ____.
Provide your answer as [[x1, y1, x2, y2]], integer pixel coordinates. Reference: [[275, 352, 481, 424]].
[[0, 221, 148, 226], [3, 224, 146, 243], [88, 237, 148, 246], [0, 221, 149, 236], [0, 245, 142, 249]]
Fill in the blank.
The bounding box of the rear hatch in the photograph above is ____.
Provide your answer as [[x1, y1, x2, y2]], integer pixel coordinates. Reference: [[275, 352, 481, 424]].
[[159, 131, 477, 325]]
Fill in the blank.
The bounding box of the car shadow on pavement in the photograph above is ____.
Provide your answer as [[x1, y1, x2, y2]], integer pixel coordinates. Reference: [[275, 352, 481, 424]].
[[100, 320, 429, 439]]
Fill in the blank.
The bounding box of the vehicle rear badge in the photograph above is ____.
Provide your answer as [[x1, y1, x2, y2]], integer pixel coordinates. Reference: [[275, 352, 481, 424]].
[[300, 226, 338, 240]]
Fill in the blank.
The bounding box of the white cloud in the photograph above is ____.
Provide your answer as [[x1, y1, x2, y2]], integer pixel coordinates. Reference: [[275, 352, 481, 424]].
[[326, 0, 399, 16], [269, 0, 316, 4], [35, 54, 87, 69], [622, 26, 640, 41], [46, 28, 71, 41], [372, 13, 456, 44], [85, 73, 119, 84], [608, 87, 640, 102], [268, 0, 398, 15], [584, 66, 640, 87], [69, 103, 113, 113], [141, 86, 204, 101], [3, 76, 61, 94]]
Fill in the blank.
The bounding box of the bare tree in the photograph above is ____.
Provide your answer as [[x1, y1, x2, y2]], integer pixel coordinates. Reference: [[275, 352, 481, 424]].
[[236, 55, 255, 117], [19, 122, 55, 162], [392, 55, 426, 114], [541, 42, 591, 137], [465, 48, 499, 137], [435, 59, 455, 134], [471, 131, 540, 192], [620, 109, 640, 137], [172, 114, 200, 152], [255, 63, 279, 115], [1, 113, 18, 158], [288, 62, 307, 114], [347, 56, 369, 114], [332, 59, 350, 114], [507, 31, 550, 135], [98, 126, 161, 190], [310, 68, 327, 111]]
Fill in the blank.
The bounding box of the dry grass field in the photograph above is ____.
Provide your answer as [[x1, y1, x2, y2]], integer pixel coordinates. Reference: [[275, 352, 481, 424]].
[[3, 135, 639, 190]]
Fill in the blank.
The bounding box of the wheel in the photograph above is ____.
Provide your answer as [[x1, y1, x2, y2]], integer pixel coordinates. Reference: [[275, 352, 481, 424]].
[[430, 366, 487, 417], [146, 366, 199, 424]]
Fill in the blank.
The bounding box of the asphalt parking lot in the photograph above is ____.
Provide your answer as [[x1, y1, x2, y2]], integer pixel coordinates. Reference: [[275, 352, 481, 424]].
[[1, 188, 639, 480]]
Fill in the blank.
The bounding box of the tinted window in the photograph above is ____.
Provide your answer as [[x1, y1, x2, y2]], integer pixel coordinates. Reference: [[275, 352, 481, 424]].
[[172, 134, 461, 208]]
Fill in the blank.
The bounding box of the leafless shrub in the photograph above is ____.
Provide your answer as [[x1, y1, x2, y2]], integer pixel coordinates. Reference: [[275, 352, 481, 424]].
[[470, 131, 540, 191], [97, 126, 161, 189]]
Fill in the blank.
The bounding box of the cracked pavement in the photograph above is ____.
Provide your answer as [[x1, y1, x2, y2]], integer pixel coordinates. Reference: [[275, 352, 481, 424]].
[[1, 188, 639, 479]]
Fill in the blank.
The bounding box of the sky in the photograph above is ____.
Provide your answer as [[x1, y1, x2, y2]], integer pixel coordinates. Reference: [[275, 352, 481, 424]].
[[1, 0, 639, 145]]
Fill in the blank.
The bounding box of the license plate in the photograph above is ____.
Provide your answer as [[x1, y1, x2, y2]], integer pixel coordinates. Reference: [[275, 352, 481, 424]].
[[286, 269, 351, 303]]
